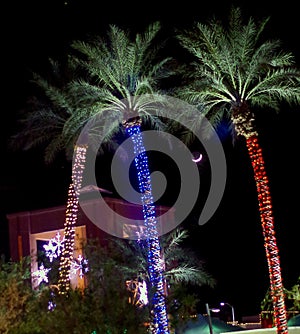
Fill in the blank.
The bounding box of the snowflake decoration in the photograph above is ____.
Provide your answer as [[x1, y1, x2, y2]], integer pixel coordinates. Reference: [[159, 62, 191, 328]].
[[70, 254, 89, 279], [138, 280, 148, 306], [48, 300, 56, 311], [32, 263, 51, 285], [43, 232, 65, 262]]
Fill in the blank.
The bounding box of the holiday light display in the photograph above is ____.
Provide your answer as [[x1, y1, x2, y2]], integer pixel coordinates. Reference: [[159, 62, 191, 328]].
[[32, 263, 51, 285], [58, 144, 87, 294], [246, 136, 288, 334], [47, 294, 56, 311], [43, 232, 65, 262], [32, 231, 88, 312], [126, 279, 149, 307], [32, 234, 88, 286], [70, 254, 89, 279], [124, 118, 170, 334]]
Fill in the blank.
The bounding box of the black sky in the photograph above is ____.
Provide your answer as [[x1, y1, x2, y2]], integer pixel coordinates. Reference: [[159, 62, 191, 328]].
[[1, 0, 300, 319]]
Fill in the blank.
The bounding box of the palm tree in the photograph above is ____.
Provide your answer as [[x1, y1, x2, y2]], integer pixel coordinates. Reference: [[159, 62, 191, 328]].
[[67, 22, 175, 333], [12, 22, 174, 333], [111, 226, 215, 294], [261, 276, 300, 320], [10, 59, 92, 295], [175, 7, 300, 334], [100, 226, 216, 330]]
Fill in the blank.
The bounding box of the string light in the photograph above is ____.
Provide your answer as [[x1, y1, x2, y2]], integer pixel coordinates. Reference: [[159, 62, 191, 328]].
[[246, 136, 288, 334], [32, 234, 88, 285], [124, 118, 170, 334], [32, 231, 88, 312], [58, 144, 87, 295]]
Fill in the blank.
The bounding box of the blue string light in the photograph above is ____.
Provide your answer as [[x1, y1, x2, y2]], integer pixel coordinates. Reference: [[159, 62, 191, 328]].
[[125, 123, 170, 334]]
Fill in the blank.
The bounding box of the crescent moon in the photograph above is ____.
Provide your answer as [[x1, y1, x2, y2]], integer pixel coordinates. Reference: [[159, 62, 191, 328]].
[[192, 153, 203, 163]]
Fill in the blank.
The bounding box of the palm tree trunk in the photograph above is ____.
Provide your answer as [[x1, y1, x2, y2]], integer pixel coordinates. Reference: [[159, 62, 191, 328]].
[[246, 135, 288, 334], [123, 117, 170, 334], [58, 144, 87, 294]]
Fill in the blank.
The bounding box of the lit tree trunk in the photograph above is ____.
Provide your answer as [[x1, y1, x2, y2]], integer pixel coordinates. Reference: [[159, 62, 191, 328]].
[[123, 117, 170, 334], [246, 135, 288, 334], [58, 144, 87, 294]]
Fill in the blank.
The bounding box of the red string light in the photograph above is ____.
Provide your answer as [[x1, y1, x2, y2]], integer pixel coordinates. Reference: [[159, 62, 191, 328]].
[[246, 136, 288, 334]]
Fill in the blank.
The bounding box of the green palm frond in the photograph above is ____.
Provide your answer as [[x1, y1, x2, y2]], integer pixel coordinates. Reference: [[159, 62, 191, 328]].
[[31, 72, 74, 113], [44, 134, 67, 164], [10, 102, 68, 162], [106, 227, 215, 290], [247, 68, 300, 102], [176, 6, 300, 139], [12, 22, 174, 164], [165, 265, 215, 287], [70, 21, 171, 99], [108, 238, 149, 279], [162, 227, 188, 250], [162, 227, 215, 288]]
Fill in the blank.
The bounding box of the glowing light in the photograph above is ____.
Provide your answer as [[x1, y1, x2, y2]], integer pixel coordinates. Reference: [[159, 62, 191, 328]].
[[70, 254, 89, 279], [43, 232, 65, 262], [32, 263, 51, 286], [34, 230, 89, 311], [124, 118, 170, 334], [138, 280, 149, 306], [246, 136, 287, 334], [58, 144, 87, 294], [126, 279, 149, 307]]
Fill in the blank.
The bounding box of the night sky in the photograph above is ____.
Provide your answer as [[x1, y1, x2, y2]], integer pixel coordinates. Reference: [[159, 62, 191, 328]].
[[1, 0, 300, 320]]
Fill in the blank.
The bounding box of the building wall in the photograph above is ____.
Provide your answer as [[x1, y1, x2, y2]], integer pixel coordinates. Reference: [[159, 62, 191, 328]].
[[7, 195, 175, 290], [7, 196, 175, 261]]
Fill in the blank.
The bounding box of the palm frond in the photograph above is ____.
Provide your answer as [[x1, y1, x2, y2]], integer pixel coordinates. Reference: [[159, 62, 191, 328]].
[[175, 5, 300, 141], [165, 265, 216, 287]]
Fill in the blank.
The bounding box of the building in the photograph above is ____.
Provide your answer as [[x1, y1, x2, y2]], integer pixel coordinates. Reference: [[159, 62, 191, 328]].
[[7, 193, 175, 289]]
